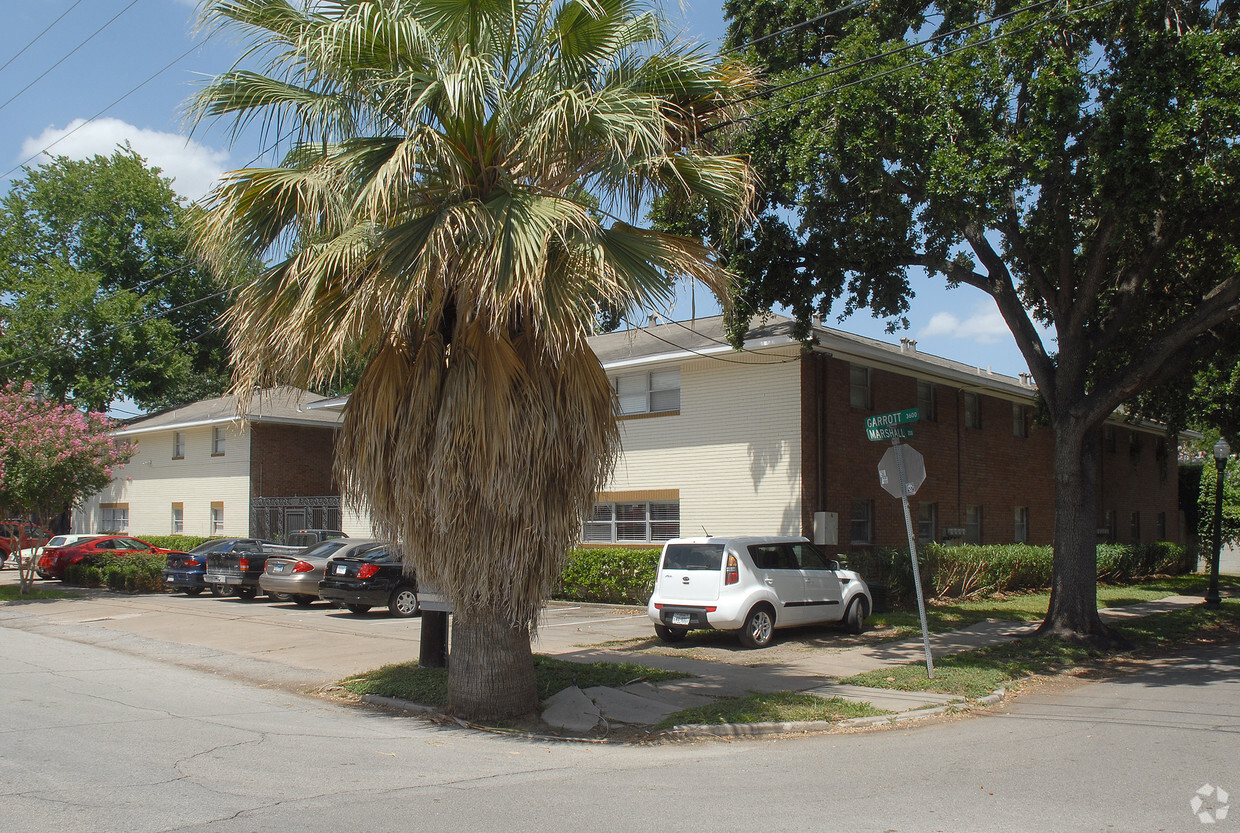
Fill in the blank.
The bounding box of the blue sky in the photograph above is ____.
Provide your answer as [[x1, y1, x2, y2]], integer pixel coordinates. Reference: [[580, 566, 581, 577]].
[[2, 0, 1043, 383]]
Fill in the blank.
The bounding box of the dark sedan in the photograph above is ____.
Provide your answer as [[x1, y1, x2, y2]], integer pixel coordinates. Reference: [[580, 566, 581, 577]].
[[162, 538, 271, 596], [318, 544, 419, 617]]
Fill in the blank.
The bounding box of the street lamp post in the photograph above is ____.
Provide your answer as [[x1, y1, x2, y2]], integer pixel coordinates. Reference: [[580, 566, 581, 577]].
[[1205, 437, 1230, 609]]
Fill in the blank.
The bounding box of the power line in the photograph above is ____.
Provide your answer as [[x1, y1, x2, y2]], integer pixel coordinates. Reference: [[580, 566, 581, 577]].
[[721, 0, 870, 56], [618, 317, 800, 365], [0, 0, 143, 117], [705, 0, 1102, 134], [0, 0, 87, 76], [743, 0, 1119, 126], [2, 33, 214, 182]]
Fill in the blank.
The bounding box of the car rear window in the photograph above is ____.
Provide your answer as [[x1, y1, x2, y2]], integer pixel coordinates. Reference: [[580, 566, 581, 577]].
[[662, 544, 724, 571]]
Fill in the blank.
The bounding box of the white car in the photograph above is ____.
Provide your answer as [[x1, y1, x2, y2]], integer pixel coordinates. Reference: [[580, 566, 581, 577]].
[[647, 536, 873, 648]]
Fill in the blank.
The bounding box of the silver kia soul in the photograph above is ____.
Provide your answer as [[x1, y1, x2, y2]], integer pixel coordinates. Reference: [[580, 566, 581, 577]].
[[646, 536, 873, 648]]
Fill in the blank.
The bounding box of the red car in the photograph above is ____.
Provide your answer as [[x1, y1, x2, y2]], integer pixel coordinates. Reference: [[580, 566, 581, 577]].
[[37, 535, 181, 581], [1, 521, 51, 568]]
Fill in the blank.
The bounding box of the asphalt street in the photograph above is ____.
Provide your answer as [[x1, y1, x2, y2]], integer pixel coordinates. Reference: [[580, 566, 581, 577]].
[[3, 621, 1237, 832]]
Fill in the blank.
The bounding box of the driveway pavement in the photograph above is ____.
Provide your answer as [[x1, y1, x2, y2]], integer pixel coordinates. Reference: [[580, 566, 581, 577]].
[[0, 570, 1219, 735]]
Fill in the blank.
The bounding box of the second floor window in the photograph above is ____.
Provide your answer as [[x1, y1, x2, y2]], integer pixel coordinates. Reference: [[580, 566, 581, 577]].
[[613, 368, 680, 416], [964, 392, 981, 429], [917, 380, 936, 421], [850, 366, 871, 409], [212, 426, 226, 456], [173, 431, 185, 458]]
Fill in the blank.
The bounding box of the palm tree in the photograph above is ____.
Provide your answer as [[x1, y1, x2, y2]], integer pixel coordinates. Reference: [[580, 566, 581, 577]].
[[191, 0, 755, 721]]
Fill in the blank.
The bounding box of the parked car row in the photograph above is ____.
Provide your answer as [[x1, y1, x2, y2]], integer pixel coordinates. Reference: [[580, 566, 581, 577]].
[[1, 521, 51, 568]]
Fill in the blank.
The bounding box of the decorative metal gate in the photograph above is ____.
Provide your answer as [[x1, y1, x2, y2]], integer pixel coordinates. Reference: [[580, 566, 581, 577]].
[[250, 496, 342, 542]]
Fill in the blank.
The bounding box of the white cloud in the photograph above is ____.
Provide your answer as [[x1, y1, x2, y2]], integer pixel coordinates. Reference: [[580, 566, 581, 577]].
[[18, 117, 231, 201], [919, 303, 1010, 344]]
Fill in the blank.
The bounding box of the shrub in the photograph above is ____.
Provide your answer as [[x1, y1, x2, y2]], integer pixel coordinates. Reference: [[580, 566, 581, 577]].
[[137, 534, 211, 552], [555, 546, 661, 605], [843, 541, 1188, 608], [63, 552, 167, 594]]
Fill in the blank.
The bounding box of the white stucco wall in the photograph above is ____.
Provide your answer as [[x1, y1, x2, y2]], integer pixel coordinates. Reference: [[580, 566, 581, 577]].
[[75, 422, 252, 537], [603, 348, 804, 537]]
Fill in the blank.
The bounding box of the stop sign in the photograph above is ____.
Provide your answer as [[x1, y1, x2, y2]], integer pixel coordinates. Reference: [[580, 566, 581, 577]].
[[878, 444, 926, 498]]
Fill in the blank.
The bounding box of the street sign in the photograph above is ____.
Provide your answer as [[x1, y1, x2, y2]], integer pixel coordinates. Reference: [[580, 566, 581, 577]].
[[866, 424, 914, 442], [878, 444, 926, 498], [865, 408, 920, 430]]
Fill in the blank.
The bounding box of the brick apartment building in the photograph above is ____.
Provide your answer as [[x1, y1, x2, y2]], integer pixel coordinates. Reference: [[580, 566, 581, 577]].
[[588, 315, 1180, 554], [75, 387, 370, 540]]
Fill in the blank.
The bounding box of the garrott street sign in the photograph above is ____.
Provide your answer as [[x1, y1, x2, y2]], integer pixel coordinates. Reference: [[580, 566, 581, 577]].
[[865, 408, 919, 441]]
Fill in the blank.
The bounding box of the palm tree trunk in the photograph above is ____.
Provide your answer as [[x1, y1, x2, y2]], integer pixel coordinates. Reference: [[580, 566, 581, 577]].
[[448, 612, 538, 721], [1037, 422, 1111, 642]]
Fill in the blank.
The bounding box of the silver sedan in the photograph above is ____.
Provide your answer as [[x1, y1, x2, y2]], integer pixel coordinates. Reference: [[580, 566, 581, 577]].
[[259, 538, 381, 606]]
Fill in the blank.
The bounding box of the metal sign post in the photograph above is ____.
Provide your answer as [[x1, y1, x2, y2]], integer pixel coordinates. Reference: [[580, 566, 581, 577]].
[[872, 408, 934, 679]]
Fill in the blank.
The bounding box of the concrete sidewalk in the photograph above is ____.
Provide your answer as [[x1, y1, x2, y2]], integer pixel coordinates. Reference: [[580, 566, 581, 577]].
[[537, 595, 1210, 734]]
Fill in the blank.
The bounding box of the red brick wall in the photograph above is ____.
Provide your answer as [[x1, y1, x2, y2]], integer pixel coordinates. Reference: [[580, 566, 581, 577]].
[[801, 354, 1179, 554], [249, 423, 339, 498]]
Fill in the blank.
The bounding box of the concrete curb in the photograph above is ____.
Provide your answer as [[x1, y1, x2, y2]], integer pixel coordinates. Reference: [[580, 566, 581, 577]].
[[663, 688, 1007, 739]]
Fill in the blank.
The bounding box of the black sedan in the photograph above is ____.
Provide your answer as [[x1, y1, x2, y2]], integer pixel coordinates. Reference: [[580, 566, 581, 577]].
[[318, 544, 419, 617], [162, 538, 271, 596]]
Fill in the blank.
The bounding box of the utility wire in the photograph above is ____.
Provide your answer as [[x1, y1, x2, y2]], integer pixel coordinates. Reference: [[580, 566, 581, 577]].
[[0, 0, 143, 116], [707, 0, 1114, 133], [0, 0, 87, 75], [2, 33, 214, 181], [720, 0, 870, 56], [618, 317, 800, 365], [742, 0, 1118, 127]]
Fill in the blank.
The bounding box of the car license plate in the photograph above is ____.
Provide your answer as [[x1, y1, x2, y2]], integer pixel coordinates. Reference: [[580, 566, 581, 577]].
[[672, 613, 690, 626], [205, 574, 233, 584], [335, 564, 347, 575], [165, 576, 174, 583], [272, 564, 286, 573]]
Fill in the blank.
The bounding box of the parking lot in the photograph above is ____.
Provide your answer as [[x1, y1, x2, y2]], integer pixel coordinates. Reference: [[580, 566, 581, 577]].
[[0, 569, 655, 691]]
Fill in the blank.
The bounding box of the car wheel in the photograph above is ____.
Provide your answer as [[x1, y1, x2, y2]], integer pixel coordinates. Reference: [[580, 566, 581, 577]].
[[184, 587, 204, 597], [346, 604, 372, 615], [269, 592, 292, 602], [737, 605, 776, 649], [654, 624, 688, 643], [844, 598, 868, 635], [237, 586, 258, 600], [292, 595, 315, 607], [388, 586, 419, 618], [210, 583, 232, 597]]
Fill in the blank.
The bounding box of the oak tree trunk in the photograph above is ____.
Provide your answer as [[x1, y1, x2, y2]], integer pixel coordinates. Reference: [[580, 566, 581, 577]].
[[1037, 423, 1111, 642]]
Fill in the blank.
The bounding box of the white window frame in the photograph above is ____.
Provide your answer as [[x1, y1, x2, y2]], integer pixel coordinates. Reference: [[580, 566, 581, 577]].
[[211, 426, 226, 456], [583, 501, 679, 543], [612, 368, 681, 416], [172, 431, 185, 459], [101, 504, 129, 534], [210, 502, 224, 534], [171, 503, 184, 534]]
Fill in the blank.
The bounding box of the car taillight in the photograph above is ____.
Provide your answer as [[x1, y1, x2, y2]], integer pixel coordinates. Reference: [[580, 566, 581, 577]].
[[39, 554, 53, 567], [725, 554, 739, 585], [356, 564, 379, 579], [293, 560, 313, 573], [239, 557, 250, 571]]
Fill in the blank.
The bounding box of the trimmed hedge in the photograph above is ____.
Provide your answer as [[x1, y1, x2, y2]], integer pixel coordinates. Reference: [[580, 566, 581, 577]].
[[137, 535, 211, 552], [63, 552, 167, 593], [555, 546, 662, 606], [843, 541, 1192, 607]]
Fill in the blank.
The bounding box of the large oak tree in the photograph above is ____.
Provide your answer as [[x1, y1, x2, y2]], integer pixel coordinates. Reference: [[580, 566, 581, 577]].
[[688, 0, 1240, 641]]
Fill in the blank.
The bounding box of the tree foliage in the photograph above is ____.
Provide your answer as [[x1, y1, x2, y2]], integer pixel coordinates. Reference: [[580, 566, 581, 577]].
[[0, 382, 132, 592], [191, 0, 754, 719], [0, 148, 233, 411], [689, 0, 1240, 640]]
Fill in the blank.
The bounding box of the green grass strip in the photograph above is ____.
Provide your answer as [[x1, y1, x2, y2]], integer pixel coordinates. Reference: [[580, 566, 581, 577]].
[[340, 655, 687, 709], [0, 585, 74, 601], [845, 599, 1240, 698], [658, 692, 889, 729]]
